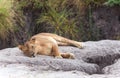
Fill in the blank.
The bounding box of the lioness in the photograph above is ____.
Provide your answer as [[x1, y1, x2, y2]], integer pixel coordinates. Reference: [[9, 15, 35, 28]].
[[18, 33, 84, 59]]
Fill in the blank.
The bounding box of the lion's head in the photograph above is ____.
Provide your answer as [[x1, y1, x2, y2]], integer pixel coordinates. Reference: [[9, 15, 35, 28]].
[[18, 40, 35, 57]]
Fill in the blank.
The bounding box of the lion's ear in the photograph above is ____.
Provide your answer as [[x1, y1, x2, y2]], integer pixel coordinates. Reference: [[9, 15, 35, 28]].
[[18, 45, 24, 50]]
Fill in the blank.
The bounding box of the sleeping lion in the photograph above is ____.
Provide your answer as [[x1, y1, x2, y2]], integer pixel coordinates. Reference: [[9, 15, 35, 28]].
[[18, 33, 84, 59]]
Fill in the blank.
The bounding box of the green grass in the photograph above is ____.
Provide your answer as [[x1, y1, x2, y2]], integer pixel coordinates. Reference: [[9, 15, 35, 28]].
[[105, 0, 120, 6]]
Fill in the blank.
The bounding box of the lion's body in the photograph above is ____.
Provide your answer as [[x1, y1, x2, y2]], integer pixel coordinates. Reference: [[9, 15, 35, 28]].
[[18, 33, 83, 59]]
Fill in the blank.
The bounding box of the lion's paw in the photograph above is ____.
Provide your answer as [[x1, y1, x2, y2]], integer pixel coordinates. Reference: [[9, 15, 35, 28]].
[[77, 42, 85, 49], [69, 53, 75, 59], [55, 56, 63, 59]]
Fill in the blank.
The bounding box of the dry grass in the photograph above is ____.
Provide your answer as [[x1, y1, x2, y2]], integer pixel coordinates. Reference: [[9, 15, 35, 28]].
[[0, 0, 24, 40], [0, 0, 15, 39]]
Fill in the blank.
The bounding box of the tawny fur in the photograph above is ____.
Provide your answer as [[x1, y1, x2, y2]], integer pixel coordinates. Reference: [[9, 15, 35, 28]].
[[18, 33, 83, 59]]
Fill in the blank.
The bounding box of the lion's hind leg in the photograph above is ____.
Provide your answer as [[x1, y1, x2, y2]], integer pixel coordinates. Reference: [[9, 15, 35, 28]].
[[57, 42, 70, 46], [56, 37, 83, 48], [39, 33, 84, 48]]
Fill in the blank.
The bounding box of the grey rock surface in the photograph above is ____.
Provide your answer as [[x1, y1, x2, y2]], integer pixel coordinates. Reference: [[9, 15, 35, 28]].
[[60, 40, 120, 68], [103, 59, 120, 75], [0, 40, 120, 78]]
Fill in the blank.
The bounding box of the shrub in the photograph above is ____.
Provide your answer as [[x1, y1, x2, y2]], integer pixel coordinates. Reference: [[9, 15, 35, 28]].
[[105, 0, 120, 6], [37, 0, 78, 39]]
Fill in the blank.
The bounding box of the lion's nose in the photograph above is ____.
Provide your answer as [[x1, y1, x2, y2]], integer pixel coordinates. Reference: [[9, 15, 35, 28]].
[[31, 53, 35, 57]]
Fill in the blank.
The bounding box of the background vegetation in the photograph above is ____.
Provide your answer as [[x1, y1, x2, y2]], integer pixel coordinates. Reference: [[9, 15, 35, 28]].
[[105, 0, 120, 6], [0, 0, 15, 39], [0, 0, 120, 48]]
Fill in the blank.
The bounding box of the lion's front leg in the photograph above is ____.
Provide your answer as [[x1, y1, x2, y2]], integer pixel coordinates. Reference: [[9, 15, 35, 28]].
[[60, 53, 75, 59], [51, 44, 63, 58]]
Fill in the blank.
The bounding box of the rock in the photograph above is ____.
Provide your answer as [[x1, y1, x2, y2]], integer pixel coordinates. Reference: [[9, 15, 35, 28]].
[[0, 40, 120, 78], [59, 40, 120, 68], [0, 47, 99, 74]]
